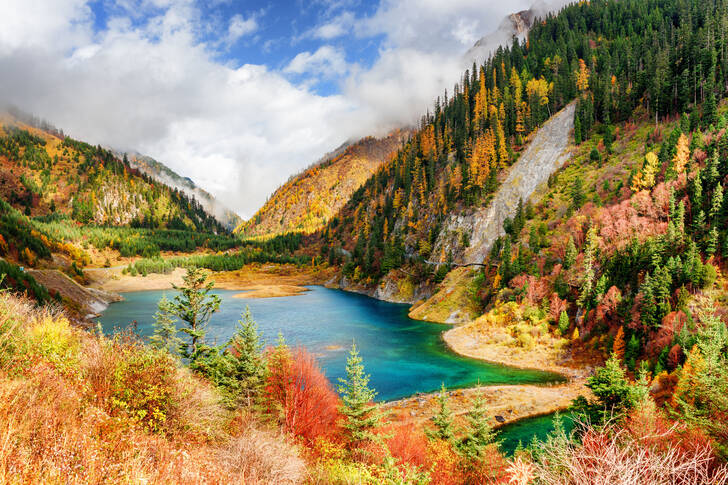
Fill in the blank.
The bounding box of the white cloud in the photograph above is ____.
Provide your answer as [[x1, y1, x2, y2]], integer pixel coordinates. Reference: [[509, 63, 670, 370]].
[[227, 13, 257, 44], [308, 11, 355, 40], [285, 45, 348, 77], [0, 0, 568, 219]]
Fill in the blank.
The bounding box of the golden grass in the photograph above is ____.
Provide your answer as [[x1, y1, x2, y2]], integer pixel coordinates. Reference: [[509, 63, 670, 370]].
[[0, 293, 305, 484]]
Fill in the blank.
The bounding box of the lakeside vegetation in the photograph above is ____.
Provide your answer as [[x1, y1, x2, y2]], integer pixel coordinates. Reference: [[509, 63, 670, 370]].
[[1, 267, 727, 483], [123, 232, 308, 275]]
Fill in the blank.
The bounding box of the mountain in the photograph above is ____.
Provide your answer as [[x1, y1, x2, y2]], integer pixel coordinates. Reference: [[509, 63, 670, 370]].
[[122, 152, 242, 231], [0, 112, 226, 234], [237, 129, 412, 237], [465, 0, 571, 65]]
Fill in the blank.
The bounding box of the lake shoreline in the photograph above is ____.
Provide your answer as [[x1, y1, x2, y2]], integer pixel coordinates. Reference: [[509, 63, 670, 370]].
[[90, 263, 590, 433]]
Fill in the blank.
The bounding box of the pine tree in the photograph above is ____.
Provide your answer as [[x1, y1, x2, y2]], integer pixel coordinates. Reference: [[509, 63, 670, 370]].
[[338, 343, 386, 449], [428, 383, 454, 442], [457, 392, 497, 462], [625, 334, 641, 371], [710, 184, 723, 221], [165, 267, 221, 367], [226, 306, 267, 407], [564, 236, 577, 269], [150, 295, 182, 355], [574, 115, 582, 144], [558, 310, 570, 335], [706, 226, 719, 255], [578, 227, 599, 309]]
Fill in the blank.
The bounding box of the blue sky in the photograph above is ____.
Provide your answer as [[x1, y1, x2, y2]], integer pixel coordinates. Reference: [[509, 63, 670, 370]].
[[0, 0, 557, 217], [88, 0, 384, 96]]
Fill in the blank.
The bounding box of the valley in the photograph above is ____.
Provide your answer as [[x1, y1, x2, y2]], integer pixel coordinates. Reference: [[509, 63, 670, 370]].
[[3, 0, 728, 483]]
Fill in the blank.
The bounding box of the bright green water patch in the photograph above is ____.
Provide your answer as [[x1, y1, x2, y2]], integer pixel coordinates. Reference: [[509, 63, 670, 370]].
[[498, 411, 576, 455], [98, 286, 563, 401]]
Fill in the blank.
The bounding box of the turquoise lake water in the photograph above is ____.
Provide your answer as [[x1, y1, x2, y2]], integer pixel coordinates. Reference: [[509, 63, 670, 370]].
[[97, 286, 562, 401], [497, 412, 576, 455]]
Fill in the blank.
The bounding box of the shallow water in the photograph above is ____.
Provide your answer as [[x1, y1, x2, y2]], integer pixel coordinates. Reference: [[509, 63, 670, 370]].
[[497, 411, 576, 455], [97, 286, 562, 401]]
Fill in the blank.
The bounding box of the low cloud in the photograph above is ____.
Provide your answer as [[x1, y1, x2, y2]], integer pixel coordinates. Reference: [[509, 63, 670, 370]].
[[0, 0, 566, 218]]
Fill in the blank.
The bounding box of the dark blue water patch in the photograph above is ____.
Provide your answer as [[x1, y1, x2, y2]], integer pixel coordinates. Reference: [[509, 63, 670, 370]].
[[97, 286, 563, 401], [497, 411, 576, 455]]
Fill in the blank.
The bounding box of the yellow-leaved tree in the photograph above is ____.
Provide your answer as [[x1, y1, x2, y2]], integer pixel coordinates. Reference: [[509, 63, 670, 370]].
[[672, 133, 690, 174]]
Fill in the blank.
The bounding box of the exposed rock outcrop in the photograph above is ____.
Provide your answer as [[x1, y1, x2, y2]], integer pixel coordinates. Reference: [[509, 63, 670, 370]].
[[433, 102, 575, 264]]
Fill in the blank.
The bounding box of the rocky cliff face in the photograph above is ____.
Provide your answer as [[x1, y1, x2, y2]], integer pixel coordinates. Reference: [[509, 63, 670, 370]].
[[433, 103, 575, 264], [465, 0, 573, 65]]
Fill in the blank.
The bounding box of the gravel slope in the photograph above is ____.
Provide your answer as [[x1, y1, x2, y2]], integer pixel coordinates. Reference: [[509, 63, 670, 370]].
[[434, 102, 575, 264]]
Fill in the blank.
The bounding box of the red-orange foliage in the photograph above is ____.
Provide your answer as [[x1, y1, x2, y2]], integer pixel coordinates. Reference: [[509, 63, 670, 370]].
[[385, 422, 429, 471], [645, 311, 686, 359], [595, 286, 622, 330], [265, 347, 342, 444], [549, 292, 567, 322], [462, 444, 510, 484], [667, 344, 684, 371]]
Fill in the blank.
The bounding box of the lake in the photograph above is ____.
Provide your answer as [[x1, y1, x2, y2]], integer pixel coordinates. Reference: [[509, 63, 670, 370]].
[[97, 286, 563, 401]]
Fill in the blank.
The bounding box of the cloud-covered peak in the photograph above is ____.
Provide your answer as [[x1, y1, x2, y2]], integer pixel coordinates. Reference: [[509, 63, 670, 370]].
[[0, 0, 556, 219]]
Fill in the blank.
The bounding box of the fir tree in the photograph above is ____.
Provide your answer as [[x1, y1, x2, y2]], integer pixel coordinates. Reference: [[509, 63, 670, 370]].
[[165, 267, 221, 368], [338, 343, 386, 449], [457, 392, 497, 462], [558, 310, 570, 335], [427, 383, 454, 442], [564, 236, 577, 269], [150, 294, 182, 355], [226, 306, 268, 407]]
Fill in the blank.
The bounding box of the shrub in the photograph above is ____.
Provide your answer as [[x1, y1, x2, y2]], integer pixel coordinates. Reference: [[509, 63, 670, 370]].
[[265, 345, 342, 444]]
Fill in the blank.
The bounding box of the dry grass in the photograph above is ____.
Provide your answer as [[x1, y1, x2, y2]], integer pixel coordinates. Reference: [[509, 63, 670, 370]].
[[0, 292, 305, 484]]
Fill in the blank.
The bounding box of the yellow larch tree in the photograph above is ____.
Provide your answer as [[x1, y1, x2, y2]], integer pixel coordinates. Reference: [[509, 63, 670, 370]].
[[672, 133, 690, 174], [576, 58, 590, 92]]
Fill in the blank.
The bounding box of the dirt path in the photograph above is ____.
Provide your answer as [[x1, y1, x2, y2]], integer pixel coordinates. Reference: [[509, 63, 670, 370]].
[[435, 102, 575, 264]]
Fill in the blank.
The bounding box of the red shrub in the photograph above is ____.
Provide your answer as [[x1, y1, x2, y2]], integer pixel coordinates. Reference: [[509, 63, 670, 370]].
[[265, 347, 342, 444], [385, 422, 429, 470], [548, 293, 567, 323]]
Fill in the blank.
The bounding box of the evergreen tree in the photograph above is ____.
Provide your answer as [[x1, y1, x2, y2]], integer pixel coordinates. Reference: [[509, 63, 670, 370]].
[[558, 310, 570, 335], [457, 392, 497, 462], [226, 307, 268, 407], [150, 294, 182, 355], [427, 383, 454, 442], [338, 343, 386, 449], [165, 267, 221, 367], [564, 236, 577, 269], [574, 115, 582, 144]]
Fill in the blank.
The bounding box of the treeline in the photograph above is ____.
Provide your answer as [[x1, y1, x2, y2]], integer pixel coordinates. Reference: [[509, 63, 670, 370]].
[[125, 233, 306, 275], [320, 0, 728, 284]]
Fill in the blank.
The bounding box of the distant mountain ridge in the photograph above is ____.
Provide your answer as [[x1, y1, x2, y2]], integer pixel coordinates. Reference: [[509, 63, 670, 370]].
[[121, 152, 242, 231], [238, 129, 413, 237]]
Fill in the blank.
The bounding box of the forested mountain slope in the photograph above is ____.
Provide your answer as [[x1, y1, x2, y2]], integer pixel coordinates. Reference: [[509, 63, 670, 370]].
[[317, 0, 728, 292], [123, 153, 242, 231], [0, 113, 226, 233], [238, 129, 412, 237]]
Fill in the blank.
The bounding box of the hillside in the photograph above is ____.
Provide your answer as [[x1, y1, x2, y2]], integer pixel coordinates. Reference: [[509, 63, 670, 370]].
[[123, 152, 242, 231], [238, 129, 412, 237], [0, 113, 226, 234], [317, 0, 728, 296]]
